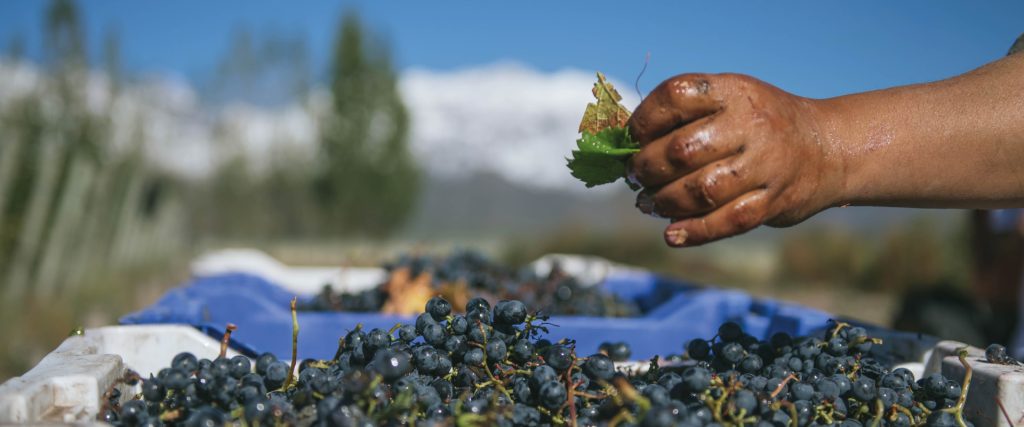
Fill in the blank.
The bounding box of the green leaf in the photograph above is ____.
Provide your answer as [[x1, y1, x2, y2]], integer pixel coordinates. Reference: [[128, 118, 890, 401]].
[[567, 151, 628, 188], [575, 127, 639, 156], [567, 72, 640, 190]]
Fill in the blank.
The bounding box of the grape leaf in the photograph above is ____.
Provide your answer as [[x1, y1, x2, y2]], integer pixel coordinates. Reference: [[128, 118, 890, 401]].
[[567, 128, 640, 188], [567, 73, 640, 189], [578, 72, 632, 135], [575, 127, 639, 156], [567, 150, 628, 188]]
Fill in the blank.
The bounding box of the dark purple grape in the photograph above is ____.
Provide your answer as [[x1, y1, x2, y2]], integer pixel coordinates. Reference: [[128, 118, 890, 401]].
[[687, 339, 711, 360], [172, 352, 199, 373], [583, 354, 615, 381], [718, 322, 743, 342], [538, 381, 566, 409], [494, 300, 528, 325], [425, 296, 451, 322], [545, 345, 573, 371]]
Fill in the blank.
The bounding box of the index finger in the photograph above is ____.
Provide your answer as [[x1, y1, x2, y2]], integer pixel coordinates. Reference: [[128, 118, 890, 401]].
[[628, 73, 723, 145]]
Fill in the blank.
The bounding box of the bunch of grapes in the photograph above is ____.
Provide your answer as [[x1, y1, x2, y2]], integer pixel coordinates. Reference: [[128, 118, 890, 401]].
[[300, 250, 640, 318], [101, 296, 973, 427]]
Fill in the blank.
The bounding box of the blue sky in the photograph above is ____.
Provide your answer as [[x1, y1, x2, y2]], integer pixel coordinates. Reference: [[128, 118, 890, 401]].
[[1, 1, 1022, 100]]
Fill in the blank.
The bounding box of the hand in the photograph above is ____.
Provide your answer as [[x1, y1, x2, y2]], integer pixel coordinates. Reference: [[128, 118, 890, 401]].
[[627, 73, 846, 247]]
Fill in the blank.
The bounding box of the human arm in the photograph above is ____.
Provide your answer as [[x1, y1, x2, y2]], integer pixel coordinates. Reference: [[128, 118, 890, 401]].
[[627, 53, 1024, 247]]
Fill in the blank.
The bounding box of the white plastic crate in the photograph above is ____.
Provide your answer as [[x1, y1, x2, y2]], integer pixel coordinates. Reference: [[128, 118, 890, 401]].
[[190, 248, 386, 295], [0, 325, 238, 424], [925, 340, 1024, 427]]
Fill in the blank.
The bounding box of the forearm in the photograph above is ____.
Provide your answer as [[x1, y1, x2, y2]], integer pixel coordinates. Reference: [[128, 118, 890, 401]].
[[819, 53, 1024, 208]]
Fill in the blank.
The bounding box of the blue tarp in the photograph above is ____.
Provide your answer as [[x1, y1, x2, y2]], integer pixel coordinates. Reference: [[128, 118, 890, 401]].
[[121, 271, 836, 361]]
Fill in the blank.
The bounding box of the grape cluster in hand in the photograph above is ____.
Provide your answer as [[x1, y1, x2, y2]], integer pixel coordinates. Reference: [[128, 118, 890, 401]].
[[101, 298, 973, 427]]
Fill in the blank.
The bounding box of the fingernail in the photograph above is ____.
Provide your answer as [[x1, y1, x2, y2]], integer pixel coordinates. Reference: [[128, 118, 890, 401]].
[[636, 192, 654, 214], [665, 228, 688, 246]]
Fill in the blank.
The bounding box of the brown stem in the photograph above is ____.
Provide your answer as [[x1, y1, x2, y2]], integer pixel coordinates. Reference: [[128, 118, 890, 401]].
[[770, 373, 799, 399], [219, 323, 237, 359], [563, 355, 578, 427], [284, 297, 299, 389]]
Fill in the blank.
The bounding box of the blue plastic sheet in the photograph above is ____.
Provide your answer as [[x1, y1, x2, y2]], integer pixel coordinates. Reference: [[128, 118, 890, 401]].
[[121, 271, 835, 361]]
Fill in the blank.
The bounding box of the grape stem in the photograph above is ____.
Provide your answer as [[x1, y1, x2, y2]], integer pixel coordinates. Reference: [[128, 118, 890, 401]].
[[892, 404, 916, 425], [770, 374, 799, 399], [939, 347, 973, 427], [284, 297, 299, 390], [868, 398, 883, 427], [562, 353, 579, 427], [829, 321, 851, 340], [474, 321, 514, 404], [219, 323, 236, 359]]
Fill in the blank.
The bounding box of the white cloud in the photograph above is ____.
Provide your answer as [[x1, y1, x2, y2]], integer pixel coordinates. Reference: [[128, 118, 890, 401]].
[[0, 60, 639, 192], [401, 62, 639, 191]]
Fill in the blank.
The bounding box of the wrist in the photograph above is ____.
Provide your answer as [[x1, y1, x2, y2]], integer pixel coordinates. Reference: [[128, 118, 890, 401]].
[[803, 96, 861, 210]]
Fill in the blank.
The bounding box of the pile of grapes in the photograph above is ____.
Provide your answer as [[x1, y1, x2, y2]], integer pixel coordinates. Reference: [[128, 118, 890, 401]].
[[299, 250, 640, 317], [101, 296, 974, 427]]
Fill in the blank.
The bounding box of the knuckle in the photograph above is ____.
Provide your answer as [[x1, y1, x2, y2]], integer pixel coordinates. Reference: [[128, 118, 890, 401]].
[[688, 174, 719, 209], [664, 74, 713, 100], [730, 199, 764, 230], [666, 136, 697, 169]]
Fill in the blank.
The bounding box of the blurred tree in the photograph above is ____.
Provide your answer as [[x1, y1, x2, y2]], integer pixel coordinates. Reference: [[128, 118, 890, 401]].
[[211, 28, 310, 106], [102, 28, 122, 93], [44, 0, 85, 72], [5, 35, 25, 60], [315, 11, 420, 237]]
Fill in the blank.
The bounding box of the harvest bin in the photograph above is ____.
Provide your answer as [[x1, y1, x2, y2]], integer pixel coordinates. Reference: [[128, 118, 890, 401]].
[[0, 253, 953, 424], [120, 268, 837, 362]]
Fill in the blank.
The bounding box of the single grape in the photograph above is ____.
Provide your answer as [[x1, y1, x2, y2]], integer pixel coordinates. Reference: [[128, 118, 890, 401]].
[[118, 400, 148, 425], [494, 300, 528, 325], [264, 361, 290, 390], [851, 377, 876, 401], [415, 313, 438, 335], [681, 366, 711, 393], [464, 348, 485, 367], [790, 382, 813, 401], [172, 352, 199, 373], [538, 381, 566, 409], [718, 321, 743, 342], [465, 297, 490, 315], [730, 389, 757, 413], [719, 342, 745, 365], [254, 352, 276, 375], [510, 339, 534, 364], [608, 342, 631, 362], [545, 345, 573, 371], [486, 339, 507, 362], [422, 323, 447, 347], [529, 365, 558, 391], [584, 354, 615, 381], [398, 324, 417, 343], [229, 355, 251, 378], [687, 339, 711, 360], [450, 315, 469, 335], [425, 296, 452, 321]]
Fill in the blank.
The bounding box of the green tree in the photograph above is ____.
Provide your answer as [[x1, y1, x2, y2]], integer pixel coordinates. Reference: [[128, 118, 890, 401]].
[[315, 11, 419, 237]]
